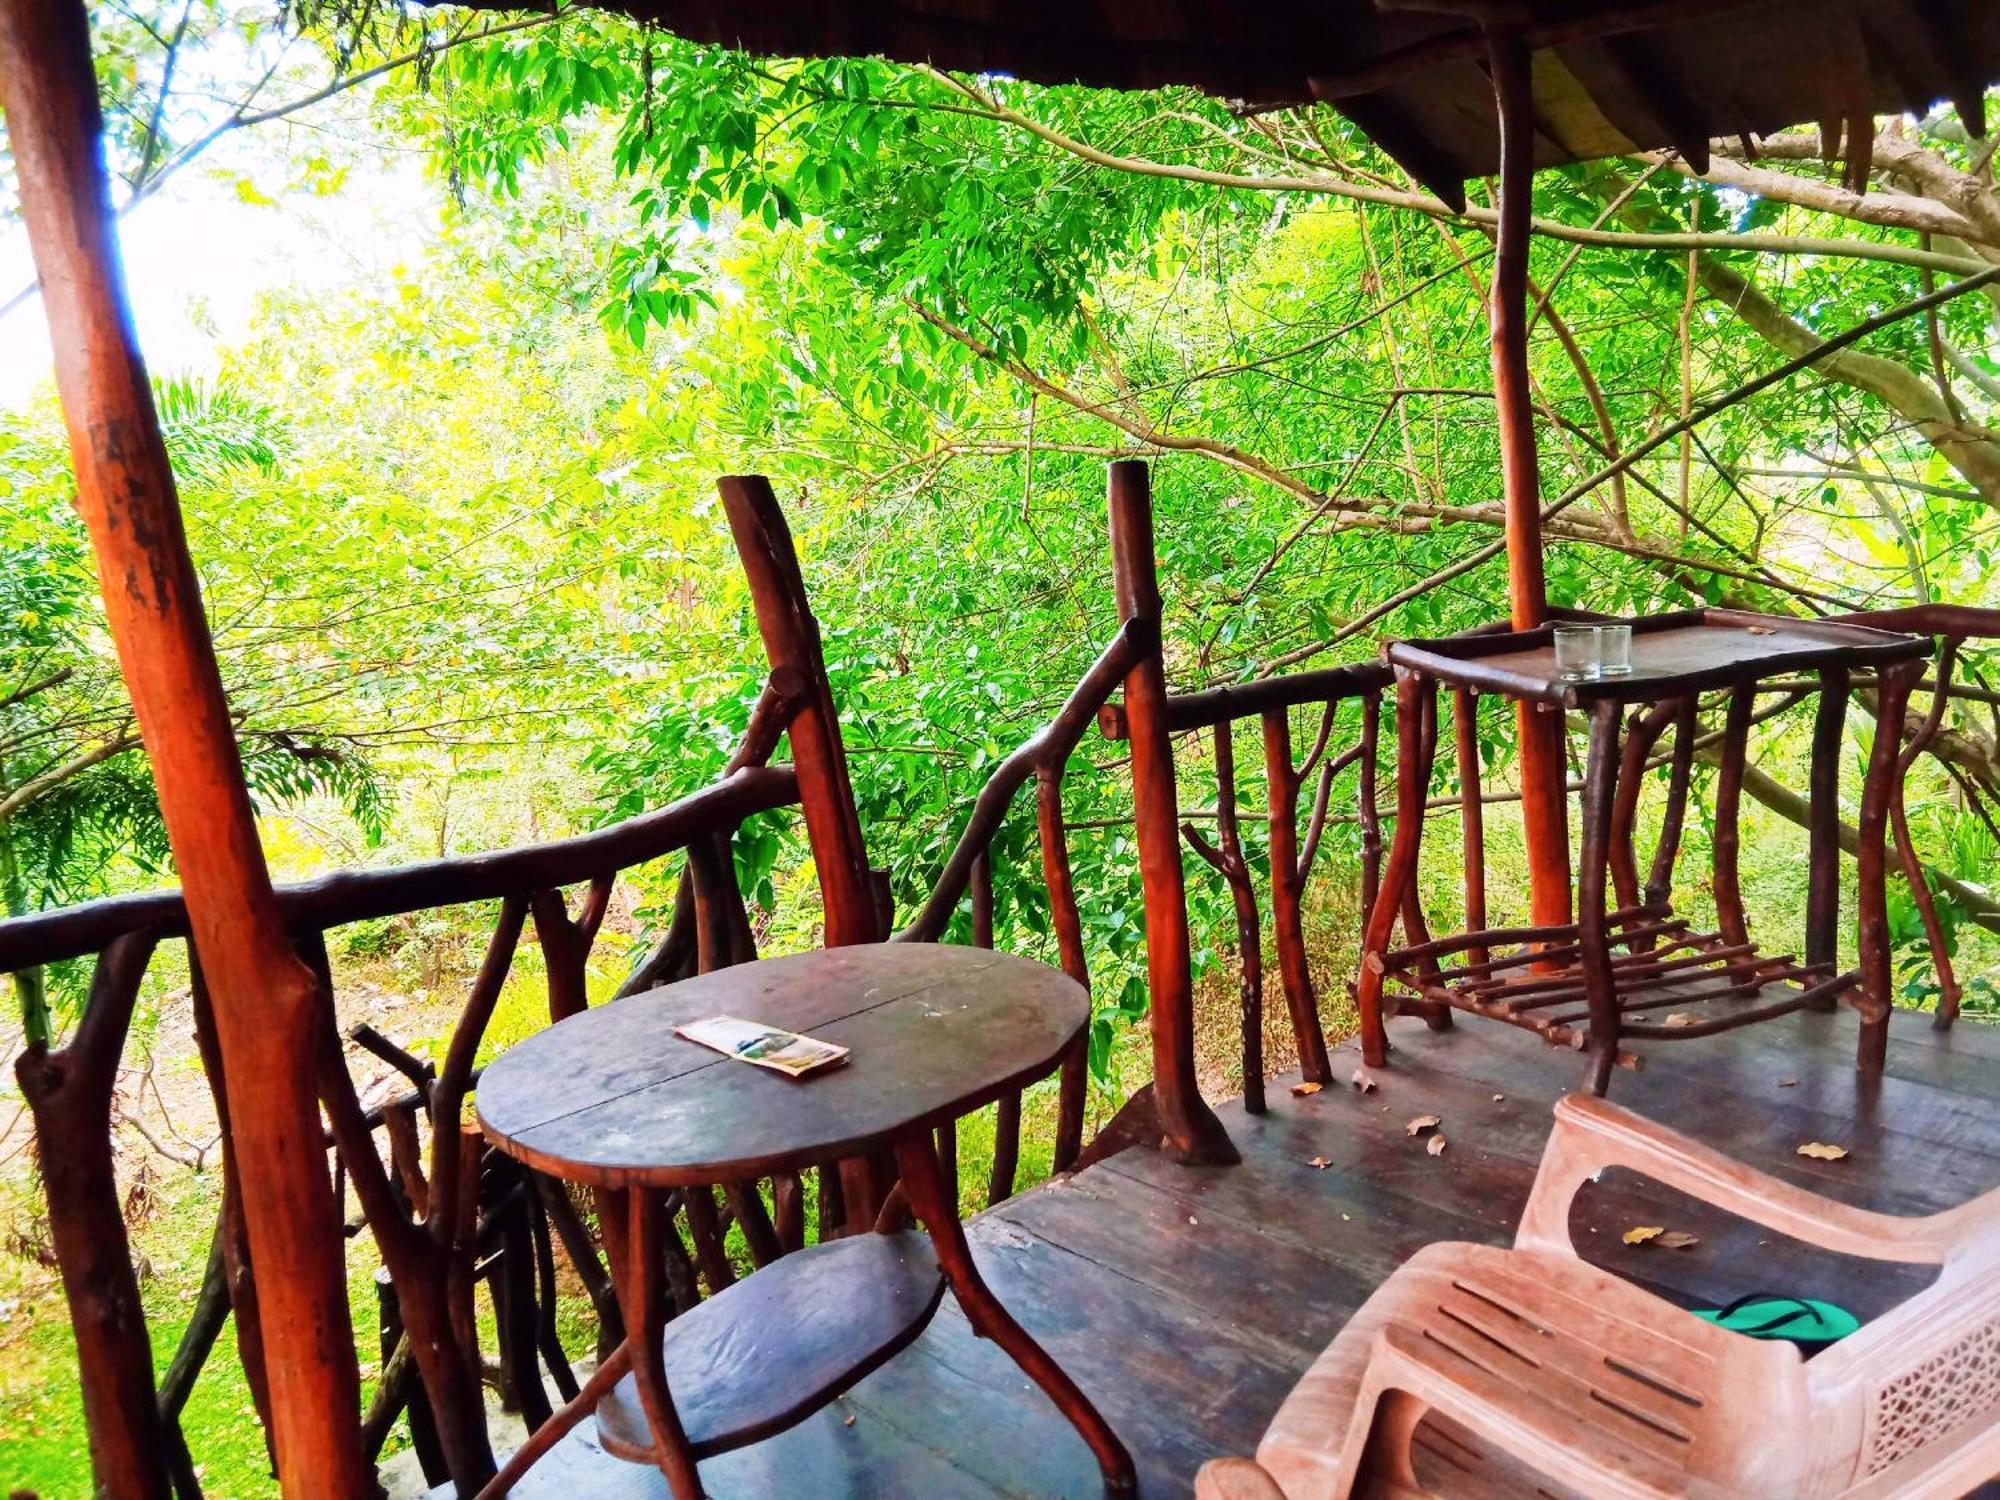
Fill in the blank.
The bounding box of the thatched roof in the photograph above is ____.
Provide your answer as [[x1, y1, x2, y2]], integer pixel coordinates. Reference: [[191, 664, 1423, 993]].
[[457, 1, 2000, 206]]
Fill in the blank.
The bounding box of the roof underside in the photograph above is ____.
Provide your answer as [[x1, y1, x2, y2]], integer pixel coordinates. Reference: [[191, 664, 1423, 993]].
[[482, 0, 2000, 205]]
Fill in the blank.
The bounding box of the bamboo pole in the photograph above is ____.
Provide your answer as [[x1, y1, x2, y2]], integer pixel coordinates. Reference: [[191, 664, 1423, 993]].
[[0, 0, 370, 1490], [1487, 27, 1573, 930]]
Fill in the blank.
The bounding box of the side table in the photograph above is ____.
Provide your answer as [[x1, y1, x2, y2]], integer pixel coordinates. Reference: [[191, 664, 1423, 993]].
[[1356, 608, 1931, 1091], [474, 941, 1136, 1497]]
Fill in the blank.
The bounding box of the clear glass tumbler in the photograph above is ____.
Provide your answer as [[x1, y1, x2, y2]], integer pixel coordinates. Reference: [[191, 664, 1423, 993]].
[[1597, 623, 1633, 676], [1553, 624, 1602, 681]]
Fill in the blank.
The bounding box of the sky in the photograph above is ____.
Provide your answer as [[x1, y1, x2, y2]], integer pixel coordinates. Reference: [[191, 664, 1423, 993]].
[[0, 115, 434, 411]]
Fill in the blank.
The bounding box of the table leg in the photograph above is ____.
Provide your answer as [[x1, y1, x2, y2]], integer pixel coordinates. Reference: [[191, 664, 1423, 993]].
[[893, 1134, 1137, 1497], [615, 1188, 705, 1499], [1578, 701, 1623, 1098], [474, 1340, 633, 1499], [1805, 667, 1850, 1005]]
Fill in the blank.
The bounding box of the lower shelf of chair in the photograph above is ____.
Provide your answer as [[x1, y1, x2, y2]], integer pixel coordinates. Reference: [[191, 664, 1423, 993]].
[[1382, 921, 1853, 1051], [596, 1226, 947, 1464]]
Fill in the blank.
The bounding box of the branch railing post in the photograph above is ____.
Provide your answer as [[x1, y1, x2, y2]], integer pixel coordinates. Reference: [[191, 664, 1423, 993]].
[[1038, 769, 1092, 1170], [1107, 460, 1238, 1166], [1181, 724, 1267, 1115], [1857, 662, 1922, 1074], [1358, 672, 1438, 1066], [0, 2, 372, 1488], [1806, 667, 1851, 997], [1262, 711, 1335, 1085], [13, 933, 170, 1500], [1451, 687, 1488, 965], [719, 475, 879, 945]]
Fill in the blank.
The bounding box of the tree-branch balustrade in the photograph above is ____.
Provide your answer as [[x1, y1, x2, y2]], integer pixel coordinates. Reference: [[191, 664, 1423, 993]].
[[0, 462, 1278, 1494], [1100, 663, 1393, 1115]]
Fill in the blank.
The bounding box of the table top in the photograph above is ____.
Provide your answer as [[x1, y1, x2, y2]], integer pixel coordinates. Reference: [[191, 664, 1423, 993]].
[[1387, 608, 1929, 706], [476, 942, 1086, 1188]]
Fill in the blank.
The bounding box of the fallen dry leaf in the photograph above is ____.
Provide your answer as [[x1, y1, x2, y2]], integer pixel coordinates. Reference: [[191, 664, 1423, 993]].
[[1797, 1141, 1850, 1161], [843, 1415, 856, 1427], [1351, 1069, 1378, 1093], [1291, 1081, 1323, 1098], [1306, 1155, 1332, 1170], [1748, 625, 1777, 636], [1405, 1114, 1442, 1137], [1656, 1231, 1701, 1250], [1492, 1093, 1505, 1102], [1663, 1012, 1701, 1028], [1623, 1225, 1665, 1245], [1426, 1134, 1448, 1157]]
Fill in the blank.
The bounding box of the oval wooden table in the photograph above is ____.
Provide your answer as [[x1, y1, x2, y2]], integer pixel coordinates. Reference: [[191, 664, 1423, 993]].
[[474, 942, 1136, 1498]]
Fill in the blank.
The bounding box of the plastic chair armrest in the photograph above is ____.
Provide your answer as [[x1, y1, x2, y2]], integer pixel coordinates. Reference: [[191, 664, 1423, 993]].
[[1514, 1094, 1948, 1265]]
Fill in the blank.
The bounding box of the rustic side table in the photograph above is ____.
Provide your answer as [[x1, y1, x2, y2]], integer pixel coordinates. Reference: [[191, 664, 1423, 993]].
[[474, 941, 1135, 1497], [1356, 608, 1932, 1091]]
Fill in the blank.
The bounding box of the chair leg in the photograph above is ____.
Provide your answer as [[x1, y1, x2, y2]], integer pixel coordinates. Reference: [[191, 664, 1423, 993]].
[[1330, 1365, 1430, 1499]]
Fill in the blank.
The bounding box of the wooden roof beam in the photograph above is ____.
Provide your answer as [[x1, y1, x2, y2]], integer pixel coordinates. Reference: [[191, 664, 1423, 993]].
[[1600, 35, 1711, 172], [1313, 0, 1791, 100], [1319, 87, 1470, 210], [1908, 0, 1987, 137]]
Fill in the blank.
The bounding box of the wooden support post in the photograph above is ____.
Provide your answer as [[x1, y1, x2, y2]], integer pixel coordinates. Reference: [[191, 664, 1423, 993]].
[[1806, 667, 1851, 991], [1358, 690, 1383, 928], [718, 475, 878, 945], [1646, 697, 1700, 915], [1106, 461, 1237, 1166], [0, 4, 371, 1491], [1208, 725, 1267, 1114], [1487, 27, 1572, 930], [1894, 641, 1963, 1029]]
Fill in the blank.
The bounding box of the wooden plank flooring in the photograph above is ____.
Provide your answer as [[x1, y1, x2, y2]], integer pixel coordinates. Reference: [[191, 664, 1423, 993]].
[[449, 1007, 2000, 1497]]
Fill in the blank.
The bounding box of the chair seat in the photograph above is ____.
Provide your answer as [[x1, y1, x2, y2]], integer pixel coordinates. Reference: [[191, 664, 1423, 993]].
[[1255, 1242, 1806, 1499]]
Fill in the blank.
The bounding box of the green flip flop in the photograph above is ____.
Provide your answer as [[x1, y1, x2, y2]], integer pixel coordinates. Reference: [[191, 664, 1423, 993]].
[[1693, 1292, 1860, 1352]]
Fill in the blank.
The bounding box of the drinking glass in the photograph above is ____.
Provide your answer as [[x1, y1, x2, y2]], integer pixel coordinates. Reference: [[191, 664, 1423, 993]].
[[1553, 624, 1602, 681], [1597, 622, 1633, 676]]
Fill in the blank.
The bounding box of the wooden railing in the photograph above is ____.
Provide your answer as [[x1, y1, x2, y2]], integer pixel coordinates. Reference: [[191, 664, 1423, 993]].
[[0, 461, 1301, 1493], [13, 461, 1986, 1494], [3, 763, 802, 1494], [1099, 661, 1392, 1113]]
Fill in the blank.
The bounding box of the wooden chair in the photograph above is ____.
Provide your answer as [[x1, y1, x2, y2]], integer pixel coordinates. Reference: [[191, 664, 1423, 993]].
[[1195, 1093, 2000, 1500]]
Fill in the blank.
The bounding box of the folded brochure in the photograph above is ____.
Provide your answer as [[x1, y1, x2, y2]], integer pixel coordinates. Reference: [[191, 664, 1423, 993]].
[[675, 1015, 850, 1078]]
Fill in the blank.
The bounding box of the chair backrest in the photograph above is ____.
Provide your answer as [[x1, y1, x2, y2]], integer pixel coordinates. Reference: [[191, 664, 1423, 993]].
[[1806, 1192, 2000, 1496]]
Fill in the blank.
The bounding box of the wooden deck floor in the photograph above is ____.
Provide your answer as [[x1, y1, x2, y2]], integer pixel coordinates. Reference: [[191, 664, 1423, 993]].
[[465, 1006, 2000, 1498]]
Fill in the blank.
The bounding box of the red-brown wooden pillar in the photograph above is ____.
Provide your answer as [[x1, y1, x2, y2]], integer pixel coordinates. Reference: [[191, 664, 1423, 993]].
[[1488, 28, 1573, 929], [1108, 461, 1238, 1166], [0, 2, 371, 1492]]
